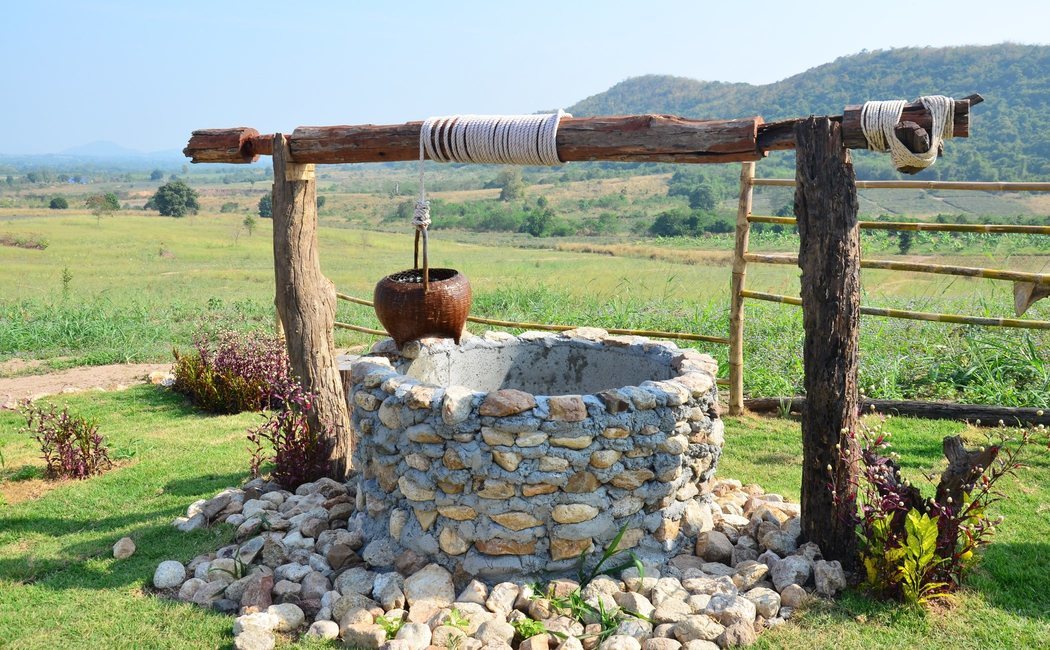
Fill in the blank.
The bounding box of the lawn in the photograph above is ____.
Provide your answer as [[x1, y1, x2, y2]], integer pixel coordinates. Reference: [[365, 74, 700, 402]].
[[0, 387, 1046, 648]]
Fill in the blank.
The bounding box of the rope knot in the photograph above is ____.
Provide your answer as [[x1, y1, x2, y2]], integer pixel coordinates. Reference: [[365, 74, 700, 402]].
[[412, 199, 431, 230], [860, 95, 955, 173]]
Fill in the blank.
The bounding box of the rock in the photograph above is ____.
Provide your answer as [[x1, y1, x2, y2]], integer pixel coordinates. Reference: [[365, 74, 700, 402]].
[[327, 542, 356, 570], [479, 389, 537, 417], [113, 537, 136, 559], [743, 587, 780, 619], [301, 571, 331, 601], [520, 636, 550, 650], [475, 619, 515, 645], [240, 572, 274, 610], [652, 598, 692, 625], [192, 580, 228, 605], [177, 577, 206, 601], [341, 622, 387, 649], [685, 595, 712, 614], [340, 607, 374, 627], [485, 582, 520, 614], [363, 538, 398, 567], [175, 513, 206, 532], [433, 625, 468, 647], [718, 621, 757, 647], [770, 556, 811, 592], [266, 603, 305, 631], [814, 560, 847, 596], [759, 530, 798, 557], [233, 629, 275, 650], [374, 573, 407, 610], [615, 618, 652, 641], [694, 532, 732, 564], [548, 395, 587, 421], [458, 579, 489, 606], [731, 561, 768, 592], [153, 560, 186, 589], [599, 635, 642, 650], [672, 615, 724, 643], [237, 536, 265, 565], [680, 642, 719, 650], [622, 566, 660, 596], [778, 584, 809, 609], [650, 578, 689, 606], [336, 566, 375, 595], [553, 504, 600, 524], [404, 563, 455, 607], [642, 640, 682, 650], [233, 611, 280, 635], [558, 636, 586, 650], [704, 594, 756, 626], [305, 619, 339, 640], [395, 622, 433, 650], [613, 592, 656, 619]]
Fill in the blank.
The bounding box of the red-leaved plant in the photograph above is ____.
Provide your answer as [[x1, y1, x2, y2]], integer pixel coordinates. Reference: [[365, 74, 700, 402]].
[[20, 400, 112, 480], [246, 372, 332, 490], [843, 417, 1046, 605]]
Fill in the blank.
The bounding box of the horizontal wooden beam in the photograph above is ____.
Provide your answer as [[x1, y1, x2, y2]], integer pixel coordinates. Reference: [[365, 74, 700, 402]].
[[184, 94, 980, 165], [185, 115, 765, 165], [744, 252, 1050, 285], [752, 178, 1050, 191], [748, 215, 1050, 235], [740, 289, 1050, 330], [743, 396, 1050, 427], [755, 94, 982, 152]]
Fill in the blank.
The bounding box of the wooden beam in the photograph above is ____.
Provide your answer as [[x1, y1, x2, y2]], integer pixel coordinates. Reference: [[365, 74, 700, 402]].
[[756, 94, 982, 152], [795, 116, 861, 568], [743, 397, 1050, 427], [182, 127, 261, 164], [271, 134, 353, 479]]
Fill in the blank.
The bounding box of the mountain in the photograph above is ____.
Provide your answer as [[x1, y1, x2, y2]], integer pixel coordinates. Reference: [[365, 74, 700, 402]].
[[60, 140, 147, 157], [567, 44, 1050, 181]]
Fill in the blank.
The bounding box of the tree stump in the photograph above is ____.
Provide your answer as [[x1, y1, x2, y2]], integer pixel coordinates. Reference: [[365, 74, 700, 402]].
[[272, 134, 353, 478], [794, 117, 861, 567]]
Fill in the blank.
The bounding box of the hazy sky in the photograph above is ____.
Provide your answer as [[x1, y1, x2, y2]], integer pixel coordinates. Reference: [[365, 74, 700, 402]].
[[3, 0, 1047, 154]]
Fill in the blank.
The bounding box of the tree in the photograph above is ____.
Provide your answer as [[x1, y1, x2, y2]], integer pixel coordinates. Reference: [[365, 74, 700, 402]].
[[519, 207, 555, 237], [86, 192, 120, 224], [243, 214, 257, 236], [5, 175, 13, 186], [147, 180, 199, 217], [687, 185, 718, 211], [220, 201, 239, 213], [496, 168, 525, 201], [150, 169, 164, 181], [316, 195, 326, 210], [49, 197, 68, 209], [898, 231, 914, 255], [258, 193, 272, 218]]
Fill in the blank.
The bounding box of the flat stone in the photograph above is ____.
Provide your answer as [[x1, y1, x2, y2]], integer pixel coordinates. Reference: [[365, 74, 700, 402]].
[[610, 470, 655, 490], [398, 476, 435, 501], [553, 504, 600, 524], [443, 449, 467, 470], [479, 389, 537, 417], [548, 395, 587, 422], [732, 561, 768, 591], [520, 634, 551, 650], [406, 385, 439, 409], [475, 538, 536, 556], [642, 639, 682, 650], [439, 527, 469, 555], [590, 450, 622, 469], [760, 530, 798, 556], [415, 509, 438, 531], [493, 450, 523, 472], [550, 436, 593, 450], [477, 480, 516, 499], [336, 567, 375, 595], [240, 572, 274, 610], [406, 423, 442, 444], [405, 453, 430, 471], [523, 484, 558, 497], [438, 505, 477, 521], [482, 427, 517, 446], [565, 471, 601, 493], [601, 426, 630, 439], [516, 431, 548, 447], [551, 537, 594, 561], [491, 512, 543, 531], [717, 621, 757, 648], [113, 537, 136, 559]]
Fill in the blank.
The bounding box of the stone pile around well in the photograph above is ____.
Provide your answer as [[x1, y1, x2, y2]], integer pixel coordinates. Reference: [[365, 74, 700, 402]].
[[155, 476, 846, 649], [347, 330, 724, 579]]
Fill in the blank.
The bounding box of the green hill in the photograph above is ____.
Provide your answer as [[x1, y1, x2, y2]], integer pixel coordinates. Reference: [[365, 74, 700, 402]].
[[567, 44, 1050, 181]]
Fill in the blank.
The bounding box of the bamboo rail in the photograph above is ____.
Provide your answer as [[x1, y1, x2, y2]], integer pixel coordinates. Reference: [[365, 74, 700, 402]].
[[747, 215, 1050, 236], [335, 292, 731, 345], [334, 321, 387, 336], [744, 396, 1050, 427], [739, 290, 1050, 330], [744, 252, 1050, 286], [751, 179, 1050, 191], [728, 162, 755, 415]]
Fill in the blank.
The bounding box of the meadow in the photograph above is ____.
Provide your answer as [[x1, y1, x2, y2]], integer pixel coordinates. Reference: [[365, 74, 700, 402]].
[[0, 167, 1048, 648]]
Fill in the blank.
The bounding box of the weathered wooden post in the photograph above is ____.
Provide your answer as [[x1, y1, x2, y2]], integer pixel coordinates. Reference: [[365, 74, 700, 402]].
[[794, 118, 861, 566], [728, 161, 755, 415], [271, 134, 353, 478]]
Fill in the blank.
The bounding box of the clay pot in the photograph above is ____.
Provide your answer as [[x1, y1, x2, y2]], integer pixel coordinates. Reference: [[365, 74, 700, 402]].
[[373, 268, 472, 348]]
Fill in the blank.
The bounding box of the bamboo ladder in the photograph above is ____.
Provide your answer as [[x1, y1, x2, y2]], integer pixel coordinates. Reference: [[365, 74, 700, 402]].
[[727, 173, 1050, 415]]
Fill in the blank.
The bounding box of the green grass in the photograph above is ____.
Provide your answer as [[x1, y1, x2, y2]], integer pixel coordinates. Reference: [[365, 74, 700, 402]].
[[1, 389, 1046, 648]]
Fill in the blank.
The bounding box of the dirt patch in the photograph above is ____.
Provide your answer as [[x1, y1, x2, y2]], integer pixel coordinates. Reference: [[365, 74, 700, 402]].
[[0, 363, 171, 409], [0, 358, 47, 378]]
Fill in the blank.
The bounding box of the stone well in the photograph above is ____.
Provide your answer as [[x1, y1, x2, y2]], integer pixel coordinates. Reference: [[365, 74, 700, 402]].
[[343, 328, 724, 580]]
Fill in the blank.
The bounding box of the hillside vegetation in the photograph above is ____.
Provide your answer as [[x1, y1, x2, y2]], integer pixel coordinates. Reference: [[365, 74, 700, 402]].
[[569, 44, 1050, 181]]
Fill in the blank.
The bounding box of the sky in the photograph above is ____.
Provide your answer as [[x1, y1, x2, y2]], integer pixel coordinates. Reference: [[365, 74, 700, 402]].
[[2, 0, 1048, 155]]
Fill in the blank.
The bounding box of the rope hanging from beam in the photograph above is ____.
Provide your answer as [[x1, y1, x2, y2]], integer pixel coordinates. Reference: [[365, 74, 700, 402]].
[[861, 95, 954, 172], [420, 111, 569, 166]]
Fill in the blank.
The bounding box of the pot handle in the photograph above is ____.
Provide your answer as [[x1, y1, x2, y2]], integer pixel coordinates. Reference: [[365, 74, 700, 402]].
[[413, 229, 430, 293]]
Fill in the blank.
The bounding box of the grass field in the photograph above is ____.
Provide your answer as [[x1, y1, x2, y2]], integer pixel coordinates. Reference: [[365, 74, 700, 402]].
[[0, 387, 1046, 648]]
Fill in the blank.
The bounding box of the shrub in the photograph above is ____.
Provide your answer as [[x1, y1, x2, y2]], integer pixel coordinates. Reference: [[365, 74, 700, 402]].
[[20, 400, 111, 479], [172, 329, 291, 414], [258, 193, 272, 218], [49, 197, 68, 209], [219, 201, 239, 213], [247, 380, 331, 490], [846, 419, 1046, 605], [147, 180, 199, 217]]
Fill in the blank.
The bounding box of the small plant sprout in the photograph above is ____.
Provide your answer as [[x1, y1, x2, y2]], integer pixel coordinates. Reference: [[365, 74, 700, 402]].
[[375, 614, 405, 640]]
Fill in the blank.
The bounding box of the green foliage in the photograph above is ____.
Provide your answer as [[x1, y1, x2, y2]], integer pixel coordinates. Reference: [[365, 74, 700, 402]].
[[48, 197, 68, 210], [495, 167, 526, 201], [219, 202, 239, 213], [510, 618, 547, 639], [258, 193, 272, 218], [897, 231, 914, 255], [242, 214, 257, 236], [316, 195, 327, 210], [147, 180, 199, 217], [375, 614, 405, 640], [150, 169, 164, 181], [445, 608, 471, 631]]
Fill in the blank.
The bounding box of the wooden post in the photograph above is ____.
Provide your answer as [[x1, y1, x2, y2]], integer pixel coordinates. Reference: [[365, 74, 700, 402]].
[[794, 117, 861, 567], [271, 134, 353, 478], [728, 162, 755, 415]]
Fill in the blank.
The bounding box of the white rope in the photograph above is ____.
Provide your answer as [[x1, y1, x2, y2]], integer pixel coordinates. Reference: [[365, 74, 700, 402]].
[[860, 95, 955, 172], [420, 110, 570, 166]]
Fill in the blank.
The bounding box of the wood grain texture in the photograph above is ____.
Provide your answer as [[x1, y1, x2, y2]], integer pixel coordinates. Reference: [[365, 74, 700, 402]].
[[272, 134, 353, 478], [794, 117, 861, 568], [183, 127, 260, 163]]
